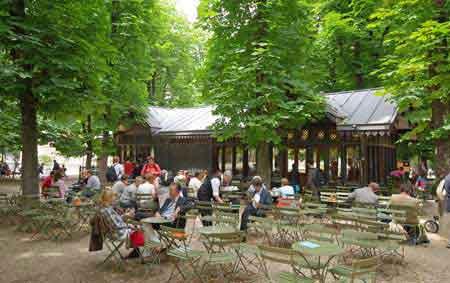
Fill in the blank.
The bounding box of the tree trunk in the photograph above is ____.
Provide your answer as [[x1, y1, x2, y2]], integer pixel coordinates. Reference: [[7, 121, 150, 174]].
[[431, 100, 450, 179], [98, 130, 109, 186], [256, 142, 272, 188], [20, 90, 39, 196], [84, 115, 93, 169], [11, 0, 39, 196], [352, 40, 364, 88]]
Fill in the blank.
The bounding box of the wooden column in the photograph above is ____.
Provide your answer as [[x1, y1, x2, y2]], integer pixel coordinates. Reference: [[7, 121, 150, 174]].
[[243, 146, 249, 177], [360, 135, 369, 185], [232, 146, 237, 175], [340, 143, 347, 184]]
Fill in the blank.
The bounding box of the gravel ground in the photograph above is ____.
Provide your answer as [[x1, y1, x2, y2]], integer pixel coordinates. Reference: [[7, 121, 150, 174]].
[[2, 182, 450, 283]]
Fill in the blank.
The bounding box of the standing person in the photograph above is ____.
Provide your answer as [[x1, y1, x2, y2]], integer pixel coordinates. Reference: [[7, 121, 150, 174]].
[[38, 163, 44, 176], [113, 156, 124, 180], [440, 169, 450, 248], [290, 163, 300, 194], [53, 171, 67, 199], [240, 177, 272, 231], [197, 170, 226, 226], [306, 161, 321, 199], [140, 156, 161, 177], [188, 171, 203, 198], [124, 159, 135, 177], [52, 160, 60, 172], [132, 160, 143, 179]]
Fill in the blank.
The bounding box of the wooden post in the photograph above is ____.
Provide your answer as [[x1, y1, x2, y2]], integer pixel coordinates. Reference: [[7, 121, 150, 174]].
[[360, 135, 369, 185]]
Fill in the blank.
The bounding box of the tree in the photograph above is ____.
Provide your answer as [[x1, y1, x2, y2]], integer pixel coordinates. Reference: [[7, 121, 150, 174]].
[[370, 0, 450, 179], [1, 0, 111, 195], [149, 2, 207, 107], [313, 0, 385, 91], [199, 0, 326, 184]]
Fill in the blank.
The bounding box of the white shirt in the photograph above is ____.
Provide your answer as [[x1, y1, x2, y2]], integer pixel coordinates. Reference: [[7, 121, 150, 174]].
[[273, 185, 295, 197], [211, 177, 221, 198], [114, 163, 124, 179], [137, 182, 154, 195], [188, 177, 202, 197], [111, 180, 126, 196], [252, 191, 261, 208], [120, 183, 137, 202]]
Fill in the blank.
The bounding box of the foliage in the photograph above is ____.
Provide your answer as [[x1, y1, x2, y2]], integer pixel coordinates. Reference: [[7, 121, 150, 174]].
[[198, 0, 326, 146], [150, 2, 208, 107], [369, 0, 450, 172]]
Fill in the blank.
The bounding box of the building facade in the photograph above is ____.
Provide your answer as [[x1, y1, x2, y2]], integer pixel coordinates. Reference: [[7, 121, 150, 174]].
[[117, 89, 409, 186]]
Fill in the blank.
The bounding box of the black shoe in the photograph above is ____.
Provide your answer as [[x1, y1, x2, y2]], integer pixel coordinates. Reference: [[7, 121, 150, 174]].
[[446, 243, 450, 249], [126, 248, 140, 259]]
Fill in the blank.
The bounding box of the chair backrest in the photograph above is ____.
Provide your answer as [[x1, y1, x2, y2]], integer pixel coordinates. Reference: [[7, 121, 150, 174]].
[[305, 223, 339, 242], [351, 255, 381, 275], [216, 211, 240, 228], [0, 193, 8, 206], [258, 245, 298, 266], [203, 231, 243, 252], [341, 229, 378, 241], [159, 225, 188, 248], [196, 200, 213, 210]]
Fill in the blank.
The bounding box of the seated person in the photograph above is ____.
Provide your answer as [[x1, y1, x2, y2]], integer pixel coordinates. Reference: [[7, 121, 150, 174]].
[[82, 170, 101, 198], [347, 182, 379, 206], [111, 175, 128, 199], [240, 178, 273, 231], [119, 176, 142, 209], [272, 178, 295, 197], [134, 174, 158, 219], [143, 182, 194, 242], [389, 184, 429, 245]]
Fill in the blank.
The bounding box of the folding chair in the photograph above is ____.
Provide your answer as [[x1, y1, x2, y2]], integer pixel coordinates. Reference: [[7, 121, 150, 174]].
[[329, 255, 380, 282], [258, 245, 315, 283], [126, 219, 163, 266], [200, 231, 244, 283], [159, 225, 205, 283], [100, 208, 129, 268]]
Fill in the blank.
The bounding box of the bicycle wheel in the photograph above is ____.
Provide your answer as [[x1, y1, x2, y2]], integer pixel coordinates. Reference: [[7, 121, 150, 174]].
[[424, 220, 439, 233]]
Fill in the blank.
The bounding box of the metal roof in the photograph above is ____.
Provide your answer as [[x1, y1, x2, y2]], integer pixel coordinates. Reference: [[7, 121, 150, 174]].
[[146, 88, 398, 135], [325, 88, 397, 132], [146, 106, 218, 135]]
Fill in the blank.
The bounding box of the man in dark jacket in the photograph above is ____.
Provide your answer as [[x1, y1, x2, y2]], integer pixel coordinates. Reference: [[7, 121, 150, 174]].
[[155, 182, 194, 228], [240, 177, 272, 231]]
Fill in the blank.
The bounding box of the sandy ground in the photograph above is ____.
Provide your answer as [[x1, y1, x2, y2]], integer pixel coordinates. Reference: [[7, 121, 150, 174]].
[[2, 182, 450, 283]]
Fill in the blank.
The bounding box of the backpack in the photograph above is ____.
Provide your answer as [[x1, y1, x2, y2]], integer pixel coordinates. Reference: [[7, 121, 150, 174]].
[[106, 166, 118, 182], [197, 176, 213, 201]]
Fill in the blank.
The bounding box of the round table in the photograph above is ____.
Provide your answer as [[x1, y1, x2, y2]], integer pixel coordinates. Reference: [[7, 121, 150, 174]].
[[292, 240, 345, 283], [197, 225, 237, 235], [141, 216, 173, 225]]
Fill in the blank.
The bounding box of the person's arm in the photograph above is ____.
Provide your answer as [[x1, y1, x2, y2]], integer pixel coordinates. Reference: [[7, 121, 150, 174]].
[[154, 164, 161, 176], [347, 191, 356, 203], [211, 178, 223, 203], [140, 165, 147, 176]]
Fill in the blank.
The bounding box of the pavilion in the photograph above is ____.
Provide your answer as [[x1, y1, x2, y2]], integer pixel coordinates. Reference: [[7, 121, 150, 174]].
[[116, 88, 410, 186]]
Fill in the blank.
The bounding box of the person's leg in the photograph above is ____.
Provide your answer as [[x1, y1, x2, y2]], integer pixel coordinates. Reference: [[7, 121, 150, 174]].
[[240, 205, 257, 231]]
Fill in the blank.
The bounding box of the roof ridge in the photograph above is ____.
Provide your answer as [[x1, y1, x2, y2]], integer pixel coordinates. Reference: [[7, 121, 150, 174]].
[[323, 87, 384, 96], [148, 105, 213, 110]]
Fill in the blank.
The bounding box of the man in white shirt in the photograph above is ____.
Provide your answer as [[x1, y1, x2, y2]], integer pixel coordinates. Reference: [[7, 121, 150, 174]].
[[272, 178, 295, 197], [113, 156, 124, 180], [188, 171, 203, 198]]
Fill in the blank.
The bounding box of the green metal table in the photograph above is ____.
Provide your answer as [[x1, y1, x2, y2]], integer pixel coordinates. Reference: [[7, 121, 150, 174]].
[[292, 240, 345, 283]]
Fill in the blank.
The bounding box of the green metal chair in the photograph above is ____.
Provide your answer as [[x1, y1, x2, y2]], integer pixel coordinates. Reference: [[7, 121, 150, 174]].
[[159, 225, 205, 283], [329, 255, 380, 282], [258, 245, 315, 283]]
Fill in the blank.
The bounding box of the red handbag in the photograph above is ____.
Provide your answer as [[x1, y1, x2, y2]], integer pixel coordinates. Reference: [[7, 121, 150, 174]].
[[129, 231, 145, 247]]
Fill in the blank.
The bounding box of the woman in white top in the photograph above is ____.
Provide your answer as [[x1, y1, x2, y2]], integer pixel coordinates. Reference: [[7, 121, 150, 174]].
[[137, 174, 157, 210], [272, 178, 295, 197], [188, 171, 203, 198]]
